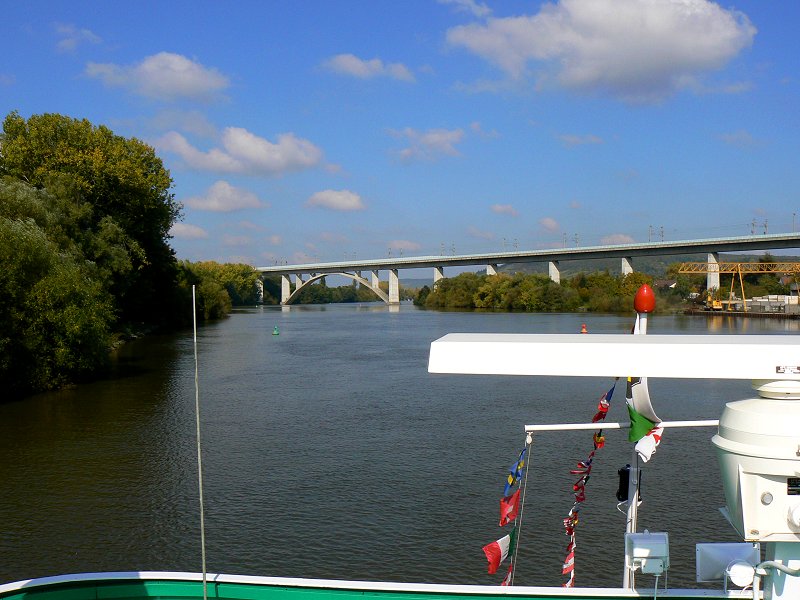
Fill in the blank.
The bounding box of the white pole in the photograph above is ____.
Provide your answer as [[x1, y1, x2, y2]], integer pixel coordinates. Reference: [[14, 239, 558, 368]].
[[193, 286, 208, 600]]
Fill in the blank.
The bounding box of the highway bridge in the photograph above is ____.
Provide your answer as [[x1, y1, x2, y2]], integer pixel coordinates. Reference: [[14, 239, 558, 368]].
[[255, 233, 800, 305]]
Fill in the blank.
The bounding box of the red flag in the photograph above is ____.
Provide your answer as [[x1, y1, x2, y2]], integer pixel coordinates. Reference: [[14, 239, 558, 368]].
[[499, 489, 520, 526], [500, 562, 513, 586]]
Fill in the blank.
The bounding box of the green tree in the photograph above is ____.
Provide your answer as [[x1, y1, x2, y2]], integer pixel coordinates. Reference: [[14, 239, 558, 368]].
[[0, 215, 114, 398], [0, 111, 179, 326]]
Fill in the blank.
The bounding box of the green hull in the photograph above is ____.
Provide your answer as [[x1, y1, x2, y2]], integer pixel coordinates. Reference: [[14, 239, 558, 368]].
[[0, 572, 742, 600]]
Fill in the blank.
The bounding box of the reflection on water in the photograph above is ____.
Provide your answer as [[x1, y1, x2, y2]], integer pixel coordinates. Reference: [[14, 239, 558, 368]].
[[0, 307, 796, 588]]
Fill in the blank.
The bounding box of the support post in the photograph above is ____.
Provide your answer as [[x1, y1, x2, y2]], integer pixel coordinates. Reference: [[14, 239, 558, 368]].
[[433, 266, 444, 287], [354, 271, 361, 289], [370, 270, 380, 291], [621, 257, 634, 275], [707, 252, 720, 292], [548, 261, 560, 284], [294, 273, 304, 291], [486, 264, 498, 276], [389, 269, 400, 305], [281, 275, 291, 305]]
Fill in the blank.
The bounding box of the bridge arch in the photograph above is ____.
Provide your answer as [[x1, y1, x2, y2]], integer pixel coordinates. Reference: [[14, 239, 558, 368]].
[[283, 272, 389, 305]]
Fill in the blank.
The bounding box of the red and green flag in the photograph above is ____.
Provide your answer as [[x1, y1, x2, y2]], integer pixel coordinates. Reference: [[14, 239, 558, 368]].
[[482, 527, 517, 574]]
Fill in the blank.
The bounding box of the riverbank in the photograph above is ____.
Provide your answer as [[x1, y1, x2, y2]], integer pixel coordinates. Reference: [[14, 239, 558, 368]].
[[683, 308, 800, 319]]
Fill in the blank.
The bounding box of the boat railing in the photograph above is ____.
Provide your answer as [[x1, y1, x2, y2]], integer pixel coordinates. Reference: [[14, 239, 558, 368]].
[[524, 420, 719, 433]]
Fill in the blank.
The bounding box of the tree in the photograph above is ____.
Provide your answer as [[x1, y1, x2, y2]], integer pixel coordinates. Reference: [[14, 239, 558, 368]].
[[0, 213, 114, 398], [0, 111, 180, 326]]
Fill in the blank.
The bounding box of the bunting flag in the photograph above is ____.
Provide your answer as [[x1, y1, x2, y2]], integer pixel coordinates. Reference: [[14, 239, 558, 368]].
[[591, 385, 616, 422], [499, 489, 521, 526], [635, 425, 664, 462], [562, 537, 576, 588], [482, 527, 517, 574], [500, 562, 514, 586], [560, 380, 616, 587], [503, 448, 527, 496]]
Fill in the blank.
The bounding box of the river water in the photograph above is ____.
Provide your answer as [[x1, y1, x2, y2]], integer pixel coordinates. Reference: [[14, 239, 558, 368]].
[[0, 306, 797, 589]]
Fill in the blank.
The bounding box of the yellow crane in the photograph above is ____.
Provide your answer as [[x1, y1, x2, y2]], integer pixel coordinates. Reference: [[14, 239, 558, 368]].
[[676, 262, 800, 313]]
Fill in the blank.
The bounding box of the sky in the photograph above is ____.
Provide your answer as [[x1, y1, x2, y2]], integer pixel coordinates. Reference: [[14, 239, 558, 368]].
[[3, 0, 800, 269]]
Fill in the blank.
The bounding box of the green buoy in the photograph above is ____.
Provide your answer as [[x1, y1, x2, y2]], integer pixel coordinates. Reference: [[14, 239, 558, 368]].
[[272, 326, 280, 336]]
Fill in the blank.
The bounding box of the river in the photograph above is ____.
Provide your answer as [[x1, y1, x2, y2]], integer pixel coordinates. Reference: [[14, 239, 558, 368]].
[[0, 305, 796, 588]]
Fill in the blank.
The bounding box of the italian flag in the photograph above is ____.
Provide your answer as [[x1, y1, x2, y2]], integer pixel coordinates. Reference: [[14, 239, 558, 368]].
[[482, 527, 517, 574]]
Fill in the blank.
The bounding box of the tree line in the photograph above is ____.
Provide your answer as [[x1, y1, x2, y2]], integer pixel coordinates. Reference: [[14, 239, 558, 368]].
[[0, 111, 260, 399], [414, 271, 662, 312], [412, 259, 790, 312]]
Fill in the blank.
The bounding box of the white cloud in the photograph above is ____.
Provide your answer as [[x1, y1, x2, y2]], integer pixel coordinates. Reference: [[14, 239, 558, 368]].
[[468, 226, 494, 240], [55, 23, 101, 52], [388, 240, 421, 251], [156, 127, 323, 175], [149, 110, 217, 138], [569, 200, 582, 209], [559, 134, 603, 147], [170, 223, 208, 239], [470, 121, 500, 138], [446, 0, 756, 103], [601, 233, 636, 245], [184, 181, 264, 212], [391, 127, 465, 162], [323, 54, 415, 82], [306, 189, 365, 211], [719, 129, 758, 148], [237, 220, 262, 230], [438, 0, 491, 18], [0, 74, 14, 86], [491, 203, 519, 217], [319, 232, 350, 243], [539, 217, 560, 232], [267, 235, 283, 245], [86, 52, 229, 101], [222, 235, 251, 247]]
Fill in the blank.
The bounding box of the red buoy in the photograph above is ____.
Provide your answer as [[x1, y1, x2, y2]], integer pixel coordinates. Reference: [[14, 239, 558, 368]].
[[580, 323, 588, 334], [634, 284, 656, 314]]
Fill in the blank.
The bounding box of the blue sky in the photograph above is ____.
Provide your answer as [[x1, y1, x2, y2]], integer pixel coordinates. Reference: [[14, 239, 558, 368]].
[[3, 1, 800, 267]]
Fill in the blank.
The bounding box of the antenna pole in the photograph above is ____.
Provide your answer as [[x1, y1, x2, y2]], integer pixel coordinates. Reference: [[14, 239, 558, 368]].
[[193, 286, 208, 600]]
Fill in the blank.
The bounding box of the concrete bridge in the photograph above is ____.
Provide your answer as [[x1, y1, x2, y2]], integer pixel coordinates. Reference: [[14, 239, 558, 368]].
[[255, 233, 800, 305]]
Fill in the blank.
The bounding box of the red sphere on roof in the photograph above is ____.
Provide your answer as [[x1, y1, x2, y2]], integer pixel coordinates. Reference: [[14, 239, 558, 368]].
[[634, 284, 656, 313]]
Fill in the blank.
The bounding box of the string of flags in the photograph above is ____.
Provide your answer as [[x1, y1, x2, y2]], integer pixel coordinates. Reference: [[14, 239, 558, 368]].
[[561, 382, 616, 588], [482, 447, 526, 585]]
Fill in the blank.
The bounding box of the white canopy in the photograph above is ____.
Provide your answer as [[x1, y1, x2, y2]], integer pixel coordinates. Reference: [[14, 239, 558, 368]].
[[428, 334, 800, 381]]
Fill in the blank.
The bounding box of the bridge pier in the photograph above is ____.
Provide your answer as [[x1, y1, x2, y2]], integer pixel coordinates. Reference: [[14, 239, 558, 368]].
[[294, 273, 305, 291], [433, 266, 444, 287], [548, 261, 560, 284], [621, 257, 633, 275], [707, 252, 720, 291], [389, 269, 400, 304], [486, 264, 498, 276], [281, 275, 291, 304]]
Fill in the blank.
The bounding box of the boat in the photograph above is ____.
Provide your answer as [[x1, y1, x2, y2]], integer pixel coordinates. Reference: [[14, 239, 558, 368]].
[[1, 286, 798, 600]]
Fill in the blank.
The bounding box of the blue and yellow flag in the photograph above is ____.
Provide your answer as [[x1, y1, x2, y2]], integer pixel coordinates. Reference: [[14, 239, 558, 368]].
[[503, 448, 527, 496]]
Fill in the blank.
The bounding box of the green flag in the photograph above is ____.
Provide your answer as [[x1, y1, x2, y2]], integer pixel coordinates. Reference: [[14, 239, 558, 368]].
[[627, 403, 656, 442]]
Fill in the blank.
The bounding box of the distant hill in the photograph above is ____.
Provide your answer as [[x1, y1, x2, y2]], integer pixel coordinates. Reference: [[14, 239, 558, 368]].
[[401, 278, 433, 288]]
